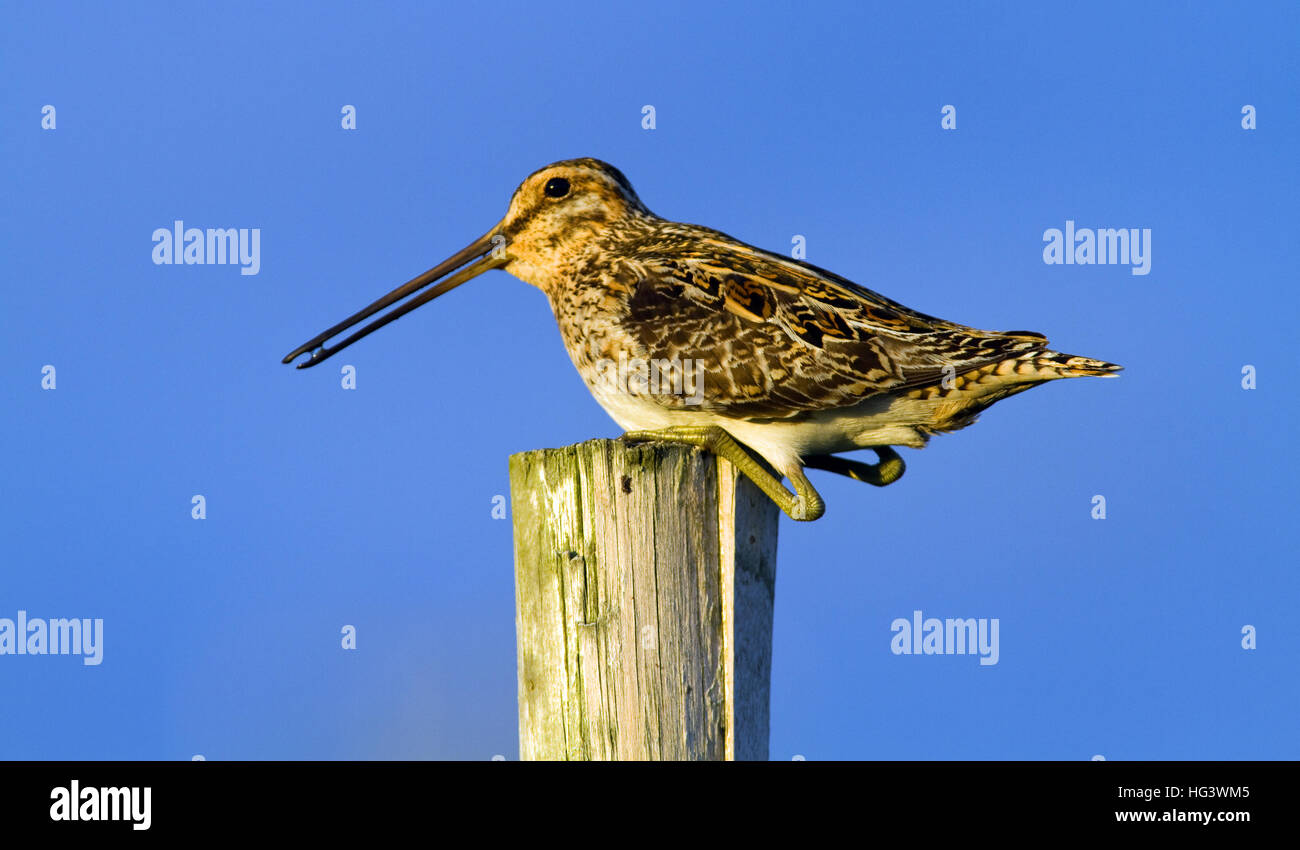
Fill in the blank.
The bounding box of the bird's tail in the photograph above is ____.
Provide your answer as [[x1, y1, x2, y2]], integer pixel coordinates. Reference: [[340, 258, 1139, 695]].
[[1027, 349, 1123, 378]]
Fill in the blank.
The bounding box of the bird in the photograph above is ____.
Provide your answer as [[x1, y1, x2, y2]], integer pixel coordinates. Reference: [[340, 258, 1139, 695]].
[[283, 158, 1120, 521]]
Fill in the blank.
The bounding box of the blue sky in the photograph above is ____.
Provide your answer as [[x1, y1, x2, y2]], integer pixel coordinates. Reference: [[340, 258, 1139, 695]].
[[1, 1, 1295, 759]]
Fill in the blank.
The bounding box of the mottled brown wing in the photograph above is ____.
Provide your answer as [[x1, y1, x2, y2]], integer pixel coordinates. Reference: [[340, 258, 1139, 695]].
[[614, 229, 1048, 421]]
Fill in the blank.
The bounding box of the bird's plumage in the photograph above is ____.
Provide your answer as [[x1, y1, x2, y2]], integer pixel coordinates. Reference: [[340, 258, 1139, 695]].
[[522, 159, 1119, 449], [605, 229, 1075, 420], [285, 156, 1120, 519]]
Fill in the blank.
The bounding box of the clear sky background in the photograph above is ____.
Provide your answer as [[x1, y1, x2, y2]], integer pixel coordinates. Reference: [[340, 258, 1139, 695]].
[[2, 2, 1296, 760]]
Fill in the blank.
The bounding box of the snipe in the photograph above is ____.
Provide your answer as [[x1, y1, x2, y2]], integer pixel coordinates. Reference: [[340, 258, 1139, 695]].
[[284, 158, 1120, 520]]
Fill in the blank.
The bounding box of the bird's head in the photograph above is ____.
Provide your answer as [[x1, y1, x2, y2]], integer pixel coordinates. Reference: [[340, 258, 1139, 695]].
[[282, 158, 649, 369], [498, 158, 650, 287]]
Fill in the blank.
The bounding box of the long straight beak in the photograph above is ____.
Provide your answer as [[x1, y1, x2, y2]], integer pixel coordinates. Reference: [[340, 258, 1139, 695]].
[[282, 229, 506, 369]]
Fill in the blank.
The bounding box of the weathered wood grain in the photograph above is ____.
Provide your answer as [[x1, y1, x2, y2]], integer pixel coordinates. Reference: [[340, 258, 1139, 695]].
[[509, 438, 779, 760]]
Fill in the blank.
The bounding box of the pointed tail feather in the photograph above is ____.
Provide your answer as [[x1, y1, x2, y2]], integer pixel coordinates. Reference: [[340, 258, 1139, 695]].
[[1032, 350, 1123, 378]]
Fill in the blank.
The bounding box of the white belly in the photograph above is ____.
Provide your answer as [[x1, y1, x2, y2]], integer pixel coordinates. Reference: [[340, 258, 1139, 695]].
[[583, 377, 928, 472]]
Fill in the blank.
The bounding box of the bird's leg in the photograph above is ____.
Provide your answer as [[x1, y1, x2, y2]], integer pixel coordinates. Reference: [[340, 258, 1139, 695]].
[[804, 447, 906, 487], [620, 426, 826, 522]]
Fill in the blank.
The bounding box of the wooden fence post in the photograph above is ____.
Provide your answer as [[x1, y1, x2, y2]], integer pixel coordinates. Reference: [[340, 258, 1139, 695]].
[[508, 438, 780, 760]]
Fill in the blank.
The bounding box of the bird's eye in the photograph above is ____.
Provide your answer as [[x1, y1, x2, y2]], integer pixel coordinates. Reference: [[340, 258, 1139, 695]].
[[544, 177, 570, 198]]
